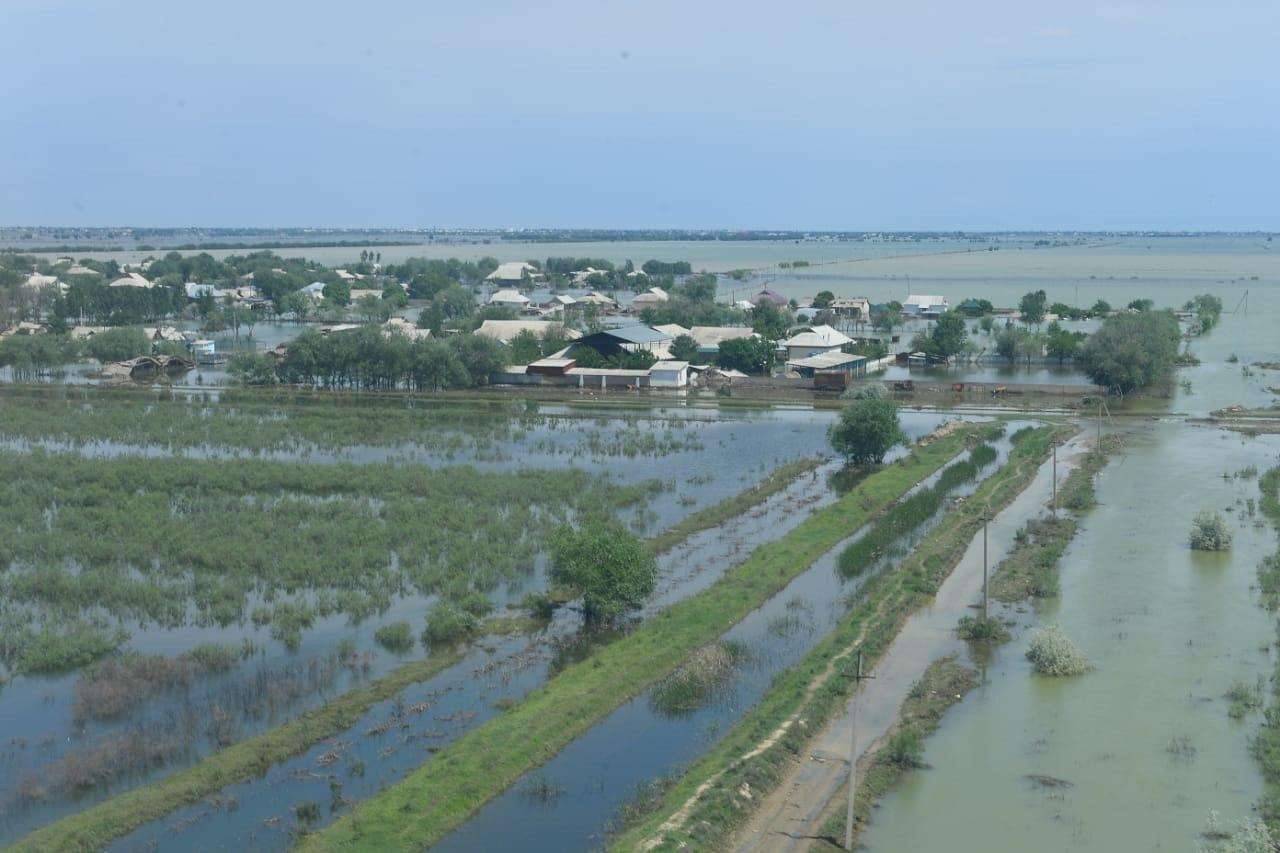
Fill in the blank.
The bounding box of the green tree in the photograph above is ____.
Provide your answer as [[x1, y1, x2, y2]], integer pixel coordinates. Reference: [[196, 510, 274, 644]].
[[813, 290, 835, 309], [322, 280, 351, 307], [1045, 321, 1086, 363], [278, 290, 312, 323], [716, 336, 774, 374], [549, 520, 657, 624], [1019, 289, 1048, 326], [750, 301, 791, 340], [829, 398, 904, 465], [1127, 298, 1154, 312], [929, 311, 967, 358], [434, 284, 475, 321], [1090, 299, 1112, 316], [1078, 310, 1180, 393], [669, 334, 699, 362]]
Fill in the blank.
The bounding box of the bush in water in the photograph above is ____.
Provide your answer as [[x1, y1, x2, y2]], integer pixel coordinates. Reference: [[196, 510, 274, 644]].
[[1190, 510, 1233, 551], [1025, 624, 1090, 677]]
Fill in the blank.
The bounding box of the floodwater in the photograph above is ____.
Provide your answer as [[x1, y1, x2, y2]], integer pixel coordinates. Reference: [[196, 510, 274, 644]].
[[99, 414, 953, 851], [861, 309, 1280, 849], [429, 425, 1025, 852], [1, 401, 889, 844]]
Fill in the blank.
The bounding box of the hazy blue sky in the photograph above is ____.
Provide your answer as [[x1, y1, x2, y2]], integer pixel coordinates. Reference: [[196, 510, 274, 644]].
[[4, 0, 1277, 230]]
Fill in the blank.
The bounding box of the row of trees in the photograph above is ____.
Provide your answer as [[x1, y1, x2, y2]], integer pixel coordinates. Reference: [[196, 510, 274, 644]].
[[231, 326, 506, 391]]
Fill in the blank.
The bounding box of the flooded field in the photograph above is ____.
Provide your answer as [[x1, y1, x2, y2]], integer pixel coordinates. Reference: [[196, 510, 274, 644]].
[[0, 384, 957, 847]]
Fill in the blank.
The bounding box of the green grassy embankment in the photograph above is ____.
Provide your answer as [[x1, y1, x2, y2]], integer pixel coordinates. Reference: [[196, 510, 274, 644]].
[[299, 425, 988, 851]]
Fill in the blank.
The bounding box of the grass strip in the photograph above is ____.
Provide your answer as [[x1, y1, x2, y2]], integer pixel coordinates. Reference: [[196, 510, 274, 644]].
[[297, 426, 985, 851], [611, 424, 1069, 851], [8, 650, 465, 853], [648, 457, 824, 554], [813, 657, 979, 848]]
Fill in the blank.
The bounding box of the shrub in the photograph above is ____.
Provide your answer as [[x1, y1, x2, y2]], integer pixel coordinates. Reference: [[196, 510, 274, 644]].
[[883, 729, 924, 768], [374, 621, 415, 653], [1190, 511, 1233, 551], [422, 601, 480, 647], [1025, 624, 1090, 676], [649, 642, 745, 717], [957, 615, 1010, 642]]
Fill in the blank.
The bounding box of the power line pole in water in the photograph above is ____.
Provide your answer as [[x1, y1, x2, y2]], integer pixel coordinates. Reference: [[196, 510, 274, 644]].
[[844, 650, 875, 851], [982, 509, 989, 620], [1052, 441, 1058, 518]]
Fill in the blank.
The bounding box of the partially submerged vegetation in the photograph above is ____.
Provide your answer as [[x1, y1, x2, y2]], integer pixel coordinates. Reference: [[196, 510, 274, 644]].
[[298, 425, 989, 851], [1190, 510, 1234, 551], [0, 449, 658, 668], [1025, 624, 1091, 677], [649, 641, 749, 718]]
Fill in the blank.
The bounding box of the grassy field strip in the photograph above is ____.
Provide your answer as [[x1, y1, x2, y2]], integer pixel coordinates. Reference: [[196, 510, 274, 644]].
[[612, 424, 1070, 852], [3, 452, 835, 852], [813, 433, 1118, 848], [297, 426, 985, 851]]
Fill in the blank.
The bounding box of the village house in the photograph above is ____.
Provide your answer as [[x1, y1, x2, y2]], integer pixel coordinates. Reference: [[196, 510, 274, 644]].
[[474, 319, 580, 345], [902, 294, 948, 318], [830, 297, 871, 320], [488, 289, 531, 308], [628, 286, 670, 310], [108, 272, 153, 288], [781, 324, 853, 361], [485, 261, 541, 284]]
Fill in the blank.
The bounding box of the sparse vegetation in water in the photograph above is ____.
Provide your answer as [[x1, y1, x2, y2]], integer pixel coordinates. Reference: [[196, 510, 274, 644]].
[[650, 642, 747, 718], [1166, 734, 1197, 759], [519, 774, 564, 805], [1201, 810, 1275, 852], [421, 602, 481, 647], [1226, 679, 1264, 720], [0, 448, 657, 666], [957, 614, 1010, 642], [298, 424, 995, 852], [73, 644, 243, 722], [373, 621, 415, 653], [1190, 510, 1234, 551], [969, 443, 998, 468], [1025, 624, 1090, 677], [989, 516, 1075, 601]]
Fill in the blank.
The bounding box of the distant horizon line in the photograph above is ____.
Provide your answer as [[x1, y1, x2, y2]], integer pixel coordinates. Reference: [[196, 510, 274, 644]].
[[2, 226, 1278, 236]]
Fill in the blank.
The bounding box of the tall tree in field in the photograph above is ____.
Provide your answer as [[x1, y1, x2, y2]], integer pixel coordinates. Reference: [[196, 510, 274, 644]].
[[1019, 289, 1048, 326], [549, 520, 658, 624], [829, 398, 904, 465]]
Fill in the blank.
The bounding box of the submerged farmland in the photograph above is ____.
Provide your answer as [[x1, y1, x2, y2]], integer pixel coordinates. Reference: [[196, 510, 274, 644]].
[[0, 385, 955, 848]]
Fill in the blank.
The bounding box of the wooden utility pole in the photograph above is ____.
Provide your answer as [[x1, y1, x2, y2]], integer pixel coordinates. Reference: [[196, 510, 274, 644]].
[[982, 509, 989, 620], [1052, 441, 1058, 517], [845, 650, 875, 851]]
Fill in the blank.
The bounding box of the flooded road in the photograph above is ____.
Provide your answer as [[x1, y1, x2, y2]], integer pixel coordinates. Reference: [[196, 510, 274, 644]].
[[861, 419, 1280, 851], [734, 432, 1091, 851]]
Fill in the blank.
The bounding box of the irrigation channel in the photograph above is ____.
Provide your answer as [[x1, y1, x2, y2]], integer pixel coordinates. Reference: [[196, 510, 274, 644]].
[[40, 411, 965, 851], [415, 426, 1032, 852]]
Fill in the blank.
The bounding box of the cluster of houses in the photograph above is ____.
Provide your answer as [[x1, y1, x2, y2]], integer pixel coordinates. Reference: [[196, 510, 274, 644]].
[[476, 318, 874, 390]]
